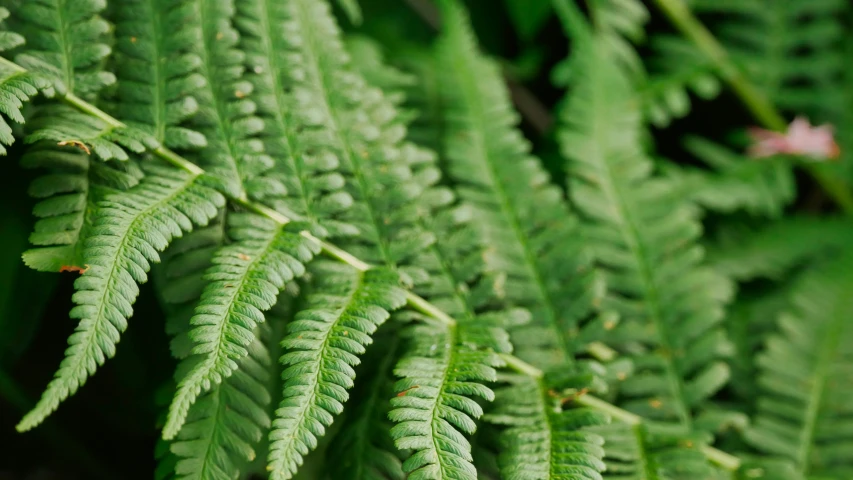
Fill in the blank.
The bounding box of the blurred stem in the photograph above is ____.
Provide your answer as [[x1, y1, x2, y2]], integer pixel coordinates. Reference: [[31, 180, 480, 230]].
[[652, 0, 853, 214]]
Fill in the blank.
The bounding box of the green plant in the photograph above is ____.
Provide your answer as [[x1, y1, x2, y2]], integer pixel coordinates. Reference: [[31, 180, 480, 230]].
[[1, 0, 852, 479]]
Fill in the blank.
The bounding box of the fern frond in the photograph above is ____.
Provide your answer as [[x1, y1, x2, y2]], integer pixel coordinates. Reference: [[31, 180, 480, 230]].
[[589, 422, 720, 480], [723, 287, 793, 410], [266, 263, 406, 479], [109, 0, 207, 150], [181, 0, 275, 200], [642, 36, 720, 128], [163, 214, 319, 438], [557, 33, 733, 429], [170, 323, 274, 480], [16, 0, 161, 272], [284, 0, 434, 274], [587, 0, 649, 81], [434, 0, 603, 371], [25, 105, 157, 161], [17, 164, 225, 431], [487, 375, 608, 480], [389, 321, 507, 480], [691, 0, 847, 121], [0, 7, 51, 154], [20, 145, 144, 272], [342, 35, 520, 479], [326, 332, 405, 480], [744, 254, 853, 478], [156, 220, 226, 360], [668, 136, 795, 218], [336, 0, 362, 25], [6, 0, 114, 97], [234, 0, 355, 236], [707, 216, 853, 282]]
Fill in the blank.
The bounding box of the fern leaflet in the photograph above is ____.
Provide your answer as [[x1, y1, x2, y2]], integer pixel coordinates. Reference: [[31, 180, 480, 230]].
[[266, 263, 406, 479], [557, 19, 732, 431], [163, 214, 319, 438], [745, 253, 853, 478], [17, 164, 224, 430]]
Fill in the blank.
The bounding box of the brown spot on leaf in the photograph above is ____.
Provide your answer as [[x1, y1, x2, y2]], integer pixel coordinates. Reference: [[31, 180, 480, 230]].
[[57, 140, 91, 155], [397, 386, 420, 397], [59, 264, 90, 274]]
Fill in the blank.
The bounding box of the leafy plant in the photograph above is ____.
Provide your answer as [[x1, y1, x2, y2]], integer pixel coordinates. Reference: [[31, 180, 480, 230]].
[[1, 0, 852, 479]]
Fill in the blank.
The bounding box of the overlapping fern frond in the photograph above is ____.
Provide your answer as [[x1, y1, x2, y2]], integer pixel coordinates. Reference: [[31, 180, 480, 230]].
[[0, 7, 50, 155], [426, 2, 613, 477], [556, 4, 732, 440], [17, 164, 224, 430], [744, 253, 853, 479], [487, 374, 608, 480], [170, 322, 275, 480], [435, 0, 603, 372], [13, 0, 158, 273], [164, 214, 319, 438], [267, 263, 406, 479], [668, 136, 796, 218], [589, 422, 720, 480], [691, 0, 847, 121], [235, 0, 355, 237], [325, 332, 405, 480]]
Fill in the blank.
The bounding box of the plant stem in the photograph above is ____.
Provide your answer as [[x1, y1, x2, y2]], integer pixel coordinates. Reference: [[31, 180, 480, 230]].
[[5, 54, 741, 473], [652, 0, 853, 214]]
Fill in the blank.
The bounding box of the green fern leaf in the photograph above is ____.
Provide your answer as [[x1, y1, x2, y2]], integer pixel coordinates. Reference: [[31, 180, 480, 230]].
[[235, 0, 355, 236], [557, 29, 733, 429], [434, 0, 603, 372], [17, 164, 225, 431], [284, 0, 435, 274], [745, 253, 853, 478], [326, 332, 406, 480], [109, 0, 207, 150], [642, 36, 720, 128], [15, 0, 160, 273], [670, 136, 796, 218], [707, 217, 853, 282], [181, 0, 277, 200], [342, 35, 521, 480], [487, 375, 608, 480], [170, 323, 274, 480], [20, 145, 144, 272], [691, 0, 847, 121], [266, 263, 406, 479], [389, 321, 507, 480], [589, 422, 719, 480], [7, 0, 114, 97], [0, 7, 51, 154], [163, 214, 319, 438], [336, 0, 362, 25]]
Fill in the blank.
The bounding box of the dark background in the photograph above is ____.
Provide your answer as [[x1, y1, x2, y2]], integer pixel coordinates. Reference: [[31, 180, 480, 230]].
[[0, 0, 781, 478]]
